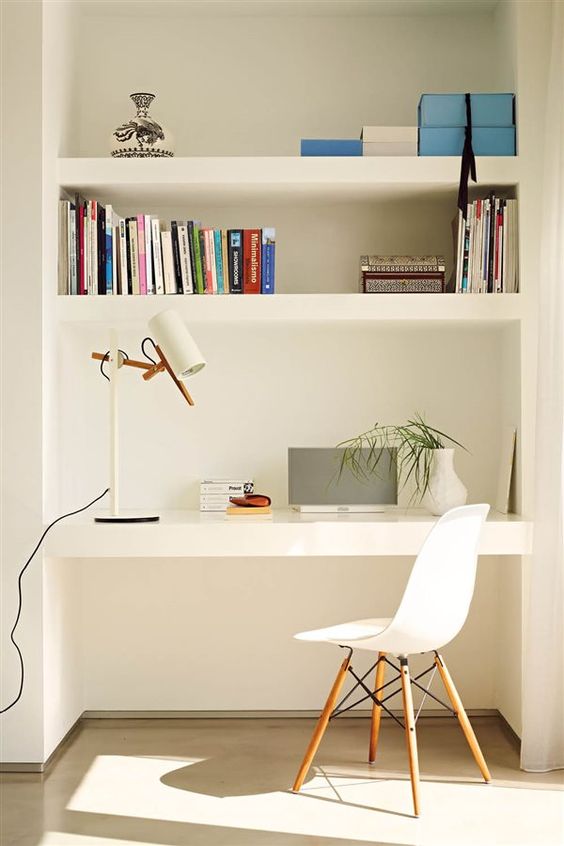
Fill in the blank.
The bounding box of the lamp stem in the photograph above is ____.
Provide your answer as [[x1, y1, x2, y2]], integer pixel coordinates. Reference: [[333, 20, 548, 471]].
[[110, 328, 119, 516]]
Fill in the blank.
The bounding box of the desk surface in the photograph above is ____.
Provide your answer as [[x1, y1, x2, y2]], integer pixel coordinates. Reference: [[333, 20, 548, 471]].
[[45, 508, 532, 559]]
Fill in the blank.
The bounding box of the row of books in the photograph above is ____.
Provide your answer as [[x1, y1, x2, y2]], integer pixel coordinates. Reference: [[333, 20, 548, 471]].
[[454, 195, 518, 294], [360, 255, 445, 293], [58, 197, 276, 296], [200, 478, 254, 512]]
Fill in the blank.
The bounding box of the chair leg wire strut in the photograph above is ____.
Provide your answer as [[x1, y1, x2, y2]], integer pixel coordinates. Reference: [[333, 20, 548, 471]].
[[292, 648, 491, 816]]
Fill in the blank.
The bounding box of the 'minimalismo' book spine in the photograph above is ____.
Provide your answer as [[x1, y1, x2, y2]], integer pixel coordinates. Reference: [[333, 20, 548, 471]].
[[243, 229, 261, 294]]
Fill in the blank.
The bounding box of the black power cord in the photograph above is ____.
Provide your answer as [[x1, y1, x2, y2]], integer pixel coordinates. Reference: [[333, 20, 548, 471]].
[[0, 487, 110, 714]]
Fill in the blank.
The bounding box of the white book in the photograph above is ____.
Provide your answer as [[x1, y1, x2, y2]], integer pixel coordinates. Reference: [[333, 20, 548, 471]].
[[200, 503, 230, 512], [455, 210, 464, 294], [151, 218, 165, 295], [465, 203, 473, 294], [144, 214, 154, 294], [200, 484, 249, 495], [58, 201, 69, 294], [112, 221, 118, 295], [128, 218, 140, 295], [160, 230, 176, 294], [118, 218, 128, 295], [200, 478, 253, 485], [178, 222, 194, 294]]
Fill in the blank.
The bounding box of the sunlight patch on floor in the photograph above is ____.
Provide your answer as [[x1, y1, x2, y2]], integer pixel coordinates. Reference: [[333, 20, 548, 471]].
[[62, 754, 564, 845]]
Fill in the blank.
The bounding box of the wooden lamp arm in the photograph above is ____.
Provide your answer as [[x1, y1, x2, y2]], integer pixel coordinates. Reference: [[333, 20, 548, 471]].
[[91, 347, 194, 406]]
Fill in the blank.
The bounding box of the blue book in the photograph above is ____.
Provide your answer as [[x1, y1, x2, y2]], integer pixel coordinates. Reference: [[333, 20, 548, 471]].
[[261, 228, 275, 294], [213, 229, 224, 294], [301, 139, 362, 157], [105, 204, 113, 295]]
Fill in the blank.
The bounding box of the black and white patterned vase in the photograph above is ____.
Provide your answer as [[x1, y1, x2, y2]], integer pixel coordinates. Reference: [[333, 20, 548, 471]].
[[111, 93, 174, 158]]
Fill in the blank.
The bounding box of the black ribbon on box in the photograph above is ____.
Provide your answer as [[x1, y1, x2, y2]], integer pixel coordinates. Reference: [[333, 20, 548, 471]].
[[457, 93, 477, 219]]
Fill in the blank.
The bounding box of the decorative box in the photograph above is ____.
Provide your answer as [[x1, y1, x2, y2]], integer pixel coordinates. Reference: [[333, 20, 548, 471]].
[[361, 127, 417, 156], [417, 93, 516, 156], [418, 126, 516, 156], [300, 139, 362, 156], [418, 93, 515, 127], [362, 276, 445, 294]]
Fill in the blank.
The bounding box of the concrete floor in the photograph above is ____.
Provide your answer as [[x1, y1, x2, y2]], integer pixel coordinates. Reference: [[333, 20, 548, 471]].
[[1, 717, 563, 846]]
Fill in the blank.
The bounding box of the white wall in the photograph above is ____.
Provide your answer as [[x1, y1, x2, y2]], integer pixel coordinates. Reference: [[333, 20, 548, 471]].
[[81, 555, 499, 712], [68, 7, 503, 157], [58, 323, 509, 513], [0, 0, 45, 764]]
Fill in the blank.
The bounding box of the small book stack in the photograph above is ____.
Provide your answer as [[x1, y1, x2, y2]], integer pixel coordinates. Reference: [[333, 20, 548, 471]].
[[200, 479, 254, 512], [360, 255, 446, 293], [58, 195, 276, 296], [454, 194, 518, 293]]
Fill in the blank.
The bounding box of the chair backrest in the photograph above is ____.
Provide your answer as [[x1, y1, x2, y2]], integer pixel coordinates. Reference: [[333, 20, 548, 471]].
[[386, 504, 490, 654]]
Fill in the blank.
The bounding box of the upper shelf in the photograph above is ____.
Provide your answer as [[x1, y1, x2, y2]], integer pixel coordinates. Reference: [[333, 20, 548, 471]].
[[57, 156, 520, 204], [55, 293, 522, 326]]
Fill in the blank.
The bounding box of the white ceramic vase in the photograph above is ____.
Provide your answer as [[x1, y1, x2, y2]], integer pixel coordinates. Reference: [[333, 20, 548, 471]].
[[421, 448, 467, 516]]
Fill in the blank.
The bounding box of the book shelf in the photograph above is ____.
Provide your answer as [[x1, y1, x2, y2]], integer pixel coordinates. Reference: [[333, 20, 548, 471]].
[[3, 0, 548, 765]]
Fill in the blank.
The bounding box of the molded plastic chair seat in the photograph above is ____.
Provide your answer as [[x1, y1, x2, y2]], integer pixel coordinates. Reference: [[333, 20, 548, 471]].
[[291, 504, 492, 818], [295, 618, 391, 647]]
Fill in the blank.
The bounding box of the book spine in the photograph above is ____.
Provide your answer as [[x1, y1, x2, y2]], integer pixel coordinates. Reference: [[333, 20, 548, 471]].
[[151, 218, 164, 295], [203, 229, 215, 293], [117, 218, 127, 295], [178, 222, 193, 294], [105, 204, 113, 295], [487, 193, 496, 293], [495, 201, 503, 293], [191, 223, 205, 294], [200, 484, 249, 494], [221, 229, 229, 295], [58, 201, 68, 294], [261, 228, 275, 294], [74, 194, 82, 295], [187, 221, 198, 294], [136, 214, 147, 295], [144, 214, 154, 294], [199, 229, 209, 293], [97, 203, 106, 295], [112, 219, 118, 296], [85, 202, 91, 295], [243, 229, 261, 294], [160, 230, 176, 294], [170, 221, 182, 293], [69, 203, 77, 295], [90, 201, 98, 295], [214, 229, 224, 294], [228, 230, 243, 293], [461, 207, 470, 293], [79, 204, 86, 294], [128, 218, 140, 295]]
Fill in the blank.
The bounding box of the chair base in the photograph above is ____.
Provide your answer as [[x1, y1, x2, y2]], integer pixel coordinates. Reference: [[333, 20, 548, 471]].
[[291, 649, 491, 815]]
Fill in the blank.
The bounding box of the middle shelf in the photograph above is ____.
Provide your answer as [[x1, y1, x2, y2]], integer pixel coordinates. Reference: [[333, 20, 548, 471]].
[[55, 292, 522, 326]]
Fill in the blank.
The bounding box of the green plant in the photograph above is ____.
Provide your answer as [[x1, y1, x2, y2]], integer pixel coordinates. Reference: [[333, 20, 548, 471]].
[[337, 413, 467, 502]]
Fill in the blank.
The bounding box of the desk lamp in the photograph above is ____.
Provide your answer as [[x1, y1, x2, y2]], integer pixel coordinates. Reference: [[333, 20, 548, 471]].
[[91, 309, 205, 523]]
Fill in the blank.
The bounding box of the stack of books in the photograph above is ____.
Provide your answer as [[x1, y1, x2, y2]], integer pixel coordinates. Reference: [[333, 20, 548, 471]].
[[360, 256, 446, 293], [200, 479, 254, 512], [454, 194, 518, 293], [58, 197, 275, 296]]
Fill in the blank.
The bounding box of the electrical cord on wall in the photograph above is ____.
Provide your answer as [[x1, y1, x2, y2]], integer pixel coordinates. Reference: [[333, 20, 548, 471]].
[[0, 487, 109, 715]]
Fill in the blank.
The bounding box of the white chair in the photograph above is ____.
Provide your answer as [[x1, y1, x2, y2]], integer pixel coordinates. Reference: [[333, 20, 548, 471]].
[[291, 504, 491, 816]]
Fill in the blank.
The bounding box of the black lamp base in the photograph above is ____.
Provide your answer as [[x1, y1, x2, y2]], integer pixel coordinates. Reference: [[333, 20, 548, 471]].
[[94, 514, 160, 523]]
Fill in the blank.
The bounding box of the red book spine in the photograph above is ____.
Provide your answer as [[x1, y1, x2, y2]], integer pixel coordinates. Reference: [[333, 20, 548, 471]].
[[79, 206, 85, 295], [243, 229, 261, 294]]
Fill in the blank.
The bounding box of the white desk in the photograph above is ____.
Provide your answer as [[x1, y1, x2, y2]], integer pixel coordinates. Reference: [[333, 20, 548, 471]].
[[45, 508, 532, 559]]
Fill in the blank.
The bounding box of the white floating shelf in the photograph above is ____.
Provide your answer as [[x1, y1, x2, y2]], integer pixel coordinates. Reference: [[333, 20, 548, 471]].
[[57, 156, 520, 203], [46, 509, 532, 559], [56, 293, 522, 326]]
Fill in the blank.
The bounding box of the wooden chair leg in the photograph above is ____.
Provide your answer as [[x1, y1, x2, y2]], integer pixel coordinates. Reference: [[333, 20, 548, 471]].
[[400, 657, 421, 817], [368, 652, 387, 763], [292, 651, 351, 792], [434, 653, 491, 783]]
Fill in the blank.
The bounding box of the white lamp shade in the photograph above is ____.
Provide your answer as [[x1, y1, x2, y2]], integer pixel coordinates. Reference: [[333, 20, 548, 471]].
[[148, 310, 206, 380]]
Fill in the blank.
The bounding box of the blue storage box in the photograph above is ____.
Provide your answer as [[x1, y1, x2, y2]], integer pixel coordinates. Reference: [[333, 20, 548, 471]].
[[419, 126, 516, 156], [301, 139, 362, 156], [418, 93, 515, 127]]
